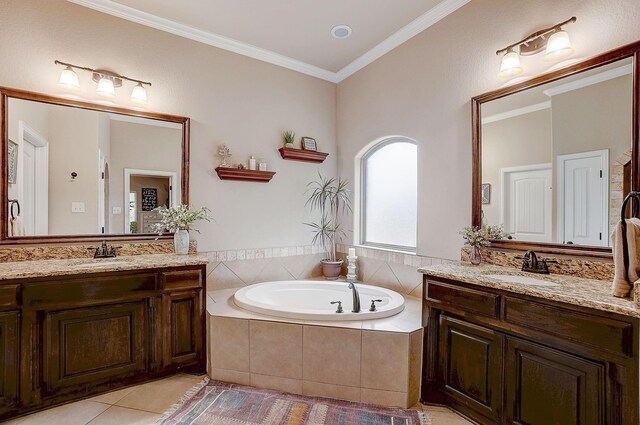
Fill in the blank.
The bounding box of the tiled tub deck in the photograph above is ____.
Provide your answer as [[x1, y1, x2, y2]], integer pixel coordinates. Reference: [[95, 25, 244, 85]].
[[207, 288, 423, 408]]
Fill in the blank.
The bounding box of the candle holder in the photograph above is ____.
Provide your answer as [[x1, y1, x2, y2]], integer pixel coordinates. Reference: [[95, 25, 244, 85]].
[[346, 255, 358, 283]]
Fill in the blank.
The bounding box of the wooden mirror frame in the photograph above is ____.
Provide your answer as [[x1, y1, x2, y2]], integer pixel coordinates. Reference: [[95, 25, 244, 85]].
[[472, 40, 640, 259], [0, 86, 190, 245]]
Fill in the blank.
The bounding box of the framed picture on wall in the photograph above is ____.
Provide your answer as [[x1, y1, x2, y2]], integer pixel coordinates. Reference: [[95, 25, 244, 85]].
[[141, 188, 158, 211], [7, 140, 18, 184], [481, 183, 491, 204], [301, 137, 317, 151]]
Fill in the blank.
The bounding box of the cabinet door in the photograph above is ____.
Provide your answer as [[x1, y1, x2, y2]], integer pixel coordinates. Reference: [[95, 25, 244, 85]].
[[163, 290, 203, 370], [0, 311, 19, 413], [505, 337, 605, 425], [43, 302, 146, 393], [439, 315, 502, 422]]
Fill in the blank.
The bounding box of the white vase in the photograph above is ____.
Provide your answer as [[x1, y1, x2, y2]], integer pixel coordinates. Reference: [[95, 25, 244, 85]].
[[174, 229, 190, 255]]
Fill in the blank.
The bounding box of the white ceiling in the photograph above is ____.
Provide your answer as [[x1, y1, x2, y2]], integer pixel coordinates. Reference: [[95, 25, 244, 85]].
[[67, 0, 470, 82]]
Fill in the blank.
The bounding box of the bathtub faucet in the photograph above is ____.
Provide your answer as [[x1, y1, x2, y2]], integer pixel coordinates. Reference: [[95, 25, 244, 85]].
[[347, 280, 361, 313]]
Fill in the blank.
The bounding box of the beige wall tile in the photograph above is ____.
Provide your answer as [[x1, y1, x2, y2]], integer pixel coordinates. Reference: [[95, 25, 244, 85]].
[[210, 316, 250, 372], [250, 373, 303, 394], [361, 388, 409, 408], [368, 263, 406, 294], [207, 263, 245, 291], [388, 262, 422, 294], [254, 261, 296, 282], [210, 368, 251, 385], [302, 381, 360, 403], [361, 330, 409, 393], [250, 320, 303, 379], [303, 325, 361, 387], [408, 330, 423, 407], [225, 259, 270, 284]]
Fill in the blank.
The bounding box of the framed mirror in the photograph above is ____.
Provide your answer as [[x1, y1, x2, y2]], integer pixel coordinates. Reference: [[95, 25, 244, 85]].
[[0, 87, 190, 244], [472, 41, 640, 258]]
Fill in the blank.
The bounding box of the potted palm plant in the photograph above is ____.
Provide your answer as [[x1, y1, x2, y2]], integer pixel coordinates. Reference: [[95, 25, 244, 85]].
[[305, 173, 352, 280]]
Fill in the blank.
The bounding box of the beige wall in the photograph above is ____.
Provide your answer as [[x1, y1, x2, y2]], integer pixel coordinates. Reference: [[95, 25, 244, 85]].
[[337, 0, 640, 259], [481, 109, 552, 227], [0, 0, 337, 252]]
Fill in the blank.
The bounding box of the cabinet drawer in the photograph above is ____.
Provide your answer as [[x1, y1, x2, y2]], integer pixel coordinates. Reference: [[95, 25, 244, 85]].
[[160, 270, 202, 290], [0, 285, 19, 308], [427, 280, 500, 318], [504, 297, 633, 358]]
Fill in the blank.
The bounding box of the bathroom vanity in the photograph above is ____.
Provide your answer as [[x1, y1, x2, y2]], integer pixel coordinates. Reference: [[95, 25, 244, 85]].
[[0, 254, 207, 420], [420, 263, 639, 425]]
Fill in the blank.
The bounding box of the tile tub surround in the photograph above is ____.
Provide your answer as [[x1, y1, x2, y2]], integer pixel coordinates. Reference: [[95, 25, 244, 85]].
[[0, 253, 209, 280], [0, 240, 197, 263], [461, 246, 615, 281], [420, 262, 640, 318], [207, 288, 422, 408]]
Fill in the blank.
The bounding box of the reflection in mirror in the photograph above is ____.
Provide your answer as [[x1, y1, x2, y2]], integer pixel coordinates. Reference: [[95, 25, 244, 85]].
[[481, 57, 633, 247], [7, 98, 183, 236]]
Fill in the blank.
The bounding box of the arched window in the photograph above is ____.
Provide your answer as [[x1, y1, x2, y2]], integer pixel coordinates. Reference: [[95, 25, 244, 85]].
[[360, 137, 417, 251]]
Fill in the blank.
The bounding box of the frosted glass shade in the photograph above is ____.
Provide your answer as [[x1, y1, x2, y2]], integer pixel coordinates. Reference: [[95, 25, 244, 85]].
[[130, 83, 147, 104], [96, 77, 116, 97], [498, 50, 523, 77], [58, 66, 79, 89], [544, 30, 574, 61]]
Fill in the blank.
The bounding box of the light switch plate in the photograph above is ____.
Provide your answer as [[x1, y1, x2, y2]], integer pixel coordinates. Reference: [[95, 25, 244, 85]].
[[71, 202, 85, 213], [112, 206, 122, 215]]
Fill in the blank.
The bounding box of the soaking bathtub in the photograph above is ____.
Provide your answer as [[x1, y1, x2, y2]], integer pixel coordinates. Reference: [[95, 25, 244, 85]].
[[233, 280, 405, 321]]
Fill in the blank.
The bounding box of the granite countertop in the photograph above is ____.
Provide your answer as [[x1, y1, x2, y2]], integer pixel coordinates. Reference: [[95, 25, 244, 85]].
[[419, 262, 640, 318], [0, 253, 209, 281]]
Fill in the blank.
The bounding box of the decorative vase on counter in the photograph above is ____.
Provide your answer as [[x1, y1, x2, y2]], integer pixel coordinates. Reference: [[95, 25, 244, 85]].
[[174, 229, 190, 255], [470, 245, 482, 265]]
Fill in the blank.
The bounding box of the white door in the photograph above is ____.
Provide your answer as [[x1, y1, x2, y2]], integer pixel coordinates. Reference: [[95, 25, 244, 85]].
[[557, 150, 608, 247], [501, 164, 553, 242], [18, 122, 49, 236], [21, 142, 36, 235]]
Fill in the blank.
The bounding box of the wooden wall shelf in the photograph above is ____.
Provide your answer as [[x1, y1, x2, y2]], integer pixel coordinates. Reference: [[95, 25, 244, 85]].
[[278, 147, 329, 163], [215, 167, 276, 183]]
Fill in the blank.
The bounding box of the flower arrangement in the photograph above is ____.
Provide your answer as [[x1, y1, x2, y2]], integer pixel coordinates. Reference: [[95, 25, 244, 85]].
[[152, 204, 213, 235], [460, 224, 509, 247]]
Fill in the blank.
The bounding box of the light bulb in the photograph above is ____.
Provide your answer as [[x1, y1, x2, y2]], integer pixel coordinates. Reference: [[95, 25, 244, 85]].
[[130, 83, 147, 104], [498, 50, 523, 77], [544, 30, 574, 61], [96, 77, 116, 97], [58, 66, 80, 89]]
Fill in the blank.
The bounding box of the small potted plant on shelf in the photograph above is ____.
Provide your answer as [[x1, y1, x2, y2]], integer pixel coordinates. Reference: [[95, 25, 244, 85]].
[[153, 204, 213, 255], [283, 130, 296, 148], [305, 173, 352, 279], [460, 224, 508, 265]]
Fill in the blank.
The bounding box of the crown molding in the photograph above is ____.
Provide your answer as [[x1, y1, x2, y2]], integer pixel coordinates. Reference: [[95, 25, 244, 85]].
[[543, 63, 633, 97], [482, 101, 551, 124], [334, 0, 471, 82], [66, 0, 469, 84], [66, 0, 338, 82]]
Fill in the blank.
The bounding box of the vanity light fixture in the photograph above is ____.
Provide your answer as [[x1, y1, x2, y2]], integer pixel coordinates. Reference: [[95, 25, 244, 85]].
[[54, 60, 151, 104], [496, 16, 576, 77]]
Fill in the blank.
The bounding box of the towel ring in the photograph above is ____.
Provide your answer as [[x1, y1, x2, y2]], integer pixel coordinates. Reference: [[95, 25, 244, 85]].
[[8, 199, 20, 221], [620, 192, 640, 279]]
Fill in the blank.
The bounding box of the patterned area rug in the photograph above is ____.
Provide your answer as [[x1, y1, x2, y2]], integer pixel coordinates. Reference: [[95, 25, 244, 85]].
[[158, 379, 431, 425]]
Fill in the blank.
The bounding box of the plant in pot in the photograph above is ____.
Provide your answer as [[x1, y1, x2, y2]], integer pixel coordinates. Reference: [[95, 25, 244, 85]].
[[283, 130, 296, 148], [153, 204, 212, 255], [305, 173, 352, 280]]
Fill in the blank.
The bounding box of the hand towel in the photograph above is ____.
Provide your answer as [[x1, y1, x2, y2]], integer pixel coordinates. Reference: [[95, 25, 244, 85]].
[[10, 216, 26, 237], [611, 217, 640, 298]]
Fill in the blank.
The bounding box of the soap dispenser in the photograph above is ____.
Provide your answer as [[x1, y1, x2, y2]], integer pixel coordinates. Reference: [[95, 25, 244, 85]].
[[249, 156, 257, 170]]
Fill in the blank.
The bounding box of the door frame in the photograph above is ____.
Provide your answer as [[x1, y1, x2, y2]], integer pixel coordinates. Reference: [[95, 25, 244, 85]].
[[123, 168, 178, 234], [499, 163, 552, 241], [556, 149, 609, 246], [17, 120, 49, 235]]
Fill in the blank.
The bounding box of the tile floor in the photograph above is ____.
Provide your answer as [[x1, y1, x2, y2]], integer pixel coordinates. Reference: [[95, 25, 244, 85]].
[[2, 374, 473, 425]]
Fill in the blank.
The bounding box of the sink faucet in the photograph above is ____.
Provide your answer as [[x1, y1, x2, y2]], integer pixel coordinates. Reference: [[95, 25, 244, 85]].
[[89, 241, 121, 259], [517, 250, 558, 274], [347, 278, 361, 313]]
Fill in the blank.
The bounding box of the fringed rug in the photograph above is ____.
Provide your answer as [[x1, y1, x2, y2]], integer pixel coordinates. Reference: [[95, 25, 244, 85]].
[[157, 378, 431, 425]]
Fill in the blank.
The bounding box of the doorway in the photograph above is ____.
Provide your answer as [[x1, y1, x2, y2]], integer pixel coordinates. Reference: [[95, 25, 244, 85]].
[[18, 121, 49, 236], [123, 169, 177, 234]]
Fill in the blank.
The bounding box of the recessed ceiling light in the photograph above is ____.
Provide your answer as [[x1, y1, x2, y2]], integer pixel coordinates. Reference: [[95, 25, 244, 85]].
[[331, 25, 352, 39]]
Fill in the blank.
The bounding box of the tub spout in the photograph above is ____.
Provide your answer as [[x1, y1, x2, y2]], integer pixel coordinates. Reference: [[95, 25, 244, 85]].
[[348, 281, 361, 313]]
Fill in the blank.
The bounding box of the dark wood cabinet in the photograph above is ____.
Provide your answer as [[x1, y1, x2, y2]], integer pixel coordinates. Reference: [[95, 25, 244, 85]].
[[0, 263, 206, 421], [0, 311, 19, 414], [440, 316, 502, 422], [422, 275, 639, 425], [505, 337, 604, 425]]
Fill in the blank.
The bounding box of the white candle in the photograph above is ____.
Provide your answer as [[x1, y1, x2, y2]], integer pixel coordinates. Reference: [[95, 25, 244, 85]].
[[348, 247, 356, 257]]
